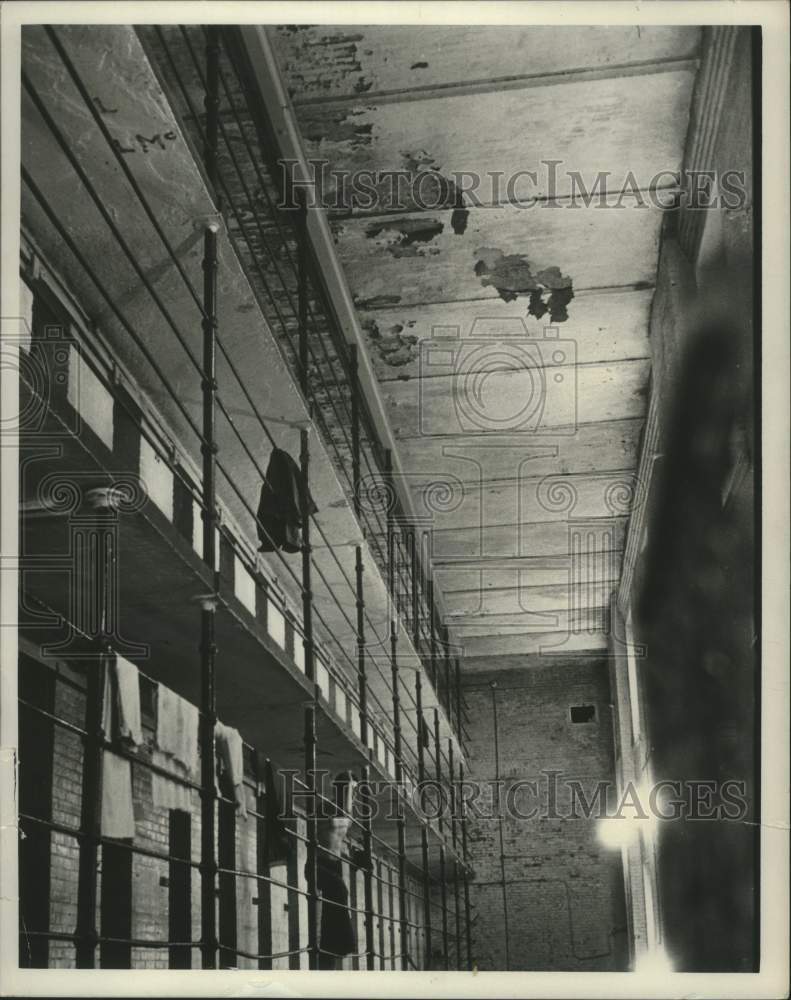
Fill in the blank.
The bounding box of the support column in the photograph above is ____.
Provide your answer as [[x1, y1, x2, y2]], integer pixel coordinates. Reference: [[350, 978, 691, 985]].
[[255, 757, 272, 970], [299, 426, 315, 682], [439, 843, 449, 971], [203, 26, 221, 204], [75, 646, 106, 968], [296, 189, 309, 399], [416, 671, 432, 966], [350, 343, 361, 519], [433, 708, 443, 837], [443, 626, 452, 721], [355, 546, 368, 747], [304, 704, 319, 970], [361, 763, 376, 970], [455, 658, 463, 745], [390, 622, 409, 970], [448, 739, 461, 970], [199, 218, 219, 970], [460, 762, 473, 970], [199, 595, 218, 969]]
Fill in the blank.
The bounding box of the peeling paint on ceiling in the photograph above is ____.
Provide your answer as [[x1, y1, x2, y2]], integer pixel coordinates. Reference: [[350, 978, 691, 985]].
[[474, 247, 575, 321], [362, 315, 420, 367], [365, 216, 444, 257]]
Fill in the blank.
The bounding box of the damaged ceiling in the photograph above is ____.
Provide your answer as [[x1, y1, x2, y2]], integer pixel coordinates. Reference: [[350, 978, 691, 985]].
[[272, 25, 700, 660]]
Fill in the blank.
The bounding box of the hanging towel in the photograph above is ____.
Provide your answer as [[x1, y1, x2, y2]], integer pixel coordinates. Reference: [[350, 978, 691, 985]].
[[101, 750, 136, 839], [150, 748, 193, 813], [101, 654, 142, 748], [332, 770, 358, 820], [99, 654, 140, 840], [255, 755, 289, 863], [257, 446, 317, 554], [215, 721, 247, 819], [155, 685, 199, 778]]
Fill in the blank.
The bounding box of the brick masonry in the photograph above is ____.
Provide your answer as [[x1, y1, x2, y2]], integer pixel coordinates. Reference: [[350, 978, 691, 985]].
[[20, 652, 428, 970], [461, 657, 628, 971]]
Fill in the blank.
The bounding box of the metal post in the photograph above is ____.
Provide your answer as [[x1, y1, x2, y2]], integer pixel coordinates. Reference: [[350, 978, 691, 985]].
[[355, 545, 368, 747], [428, 580, 438, 696], [455, 658, 463, 745], [410, 529, 420, 648], [201, 222, 219, 569], [297, 189, 309, 398], [439, 843, 449, 971], [384, 450, 395, 602], [443, 626, 452, 721], [75, 648, 106, 968], [255, 757, 272, 971], [448, 739, 457, 852], [361, 763, 376, 970], [199, 219, 219, 970], [460, 762, 473, 971], [304, 705, 319, 970], [453, 858, 462, 970], [448, 739, 461, 969], [390, 623, 409, 970], [415, 671, 432, 965], [350, 343, 361, 519], [204, 26, 221, 206], [433, 708, 443, 836], [299, 426, 315, 682], [199, 596, 218, 969]]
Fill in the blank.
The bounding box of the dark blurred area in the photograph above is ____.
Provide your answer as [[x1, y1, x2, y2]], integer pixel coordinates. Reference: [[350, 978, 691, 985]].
[[635, 309, 756, 971]]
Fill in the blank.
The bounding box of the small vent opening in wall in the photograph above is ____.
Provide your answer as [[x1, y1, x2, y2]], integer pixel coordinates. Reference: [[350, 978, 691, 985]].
[[570, 705, 596, 723]]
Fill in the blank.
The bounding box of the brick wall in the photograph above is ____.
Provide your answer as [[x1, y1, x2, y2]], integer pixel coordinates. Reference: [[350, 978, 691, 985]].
[[461, 657, 628, 971], [19, 650, 426, 970]]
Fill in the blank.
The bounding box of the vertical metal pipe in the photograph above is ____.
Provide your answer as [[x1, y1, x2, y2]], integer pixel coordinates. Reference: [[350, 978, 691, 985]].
[[410, 529, 420, 648], [490, 682, 510, 970], [201, 223, 219, 569], [199, 220, 219, 970], [460, 762, 473, 971], [304, 705, 319, 969], [415, 671, 432, 965], [415, 672, 426, 784], [199, 596, 218, 969], [299, 426, 315, 682], [350, 343, 361, 519], [443, 626, 452, 721], [448, 739, 457, 852], [75, 649, 106, 968], [297, 189, 309, 398], [389, 623, 408, 970], [420, 828, 432, 969], [448, 736, 459, 969], [439, 843, 449, 971], [455, 658, 463, 746], [361, 763, 376, 970], [453, 858, 462, 970], [204, 26, 221, 206], [355, 545, 368, 747], [433, 708, 443, 836], [427, 569, 438, 696], [384, 449, 395, 603], [255, 757, 272, 971]]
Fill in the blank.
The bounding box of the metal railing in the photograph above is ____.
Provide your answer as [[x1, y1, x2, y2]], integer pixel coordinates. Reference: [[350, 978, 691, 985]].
[[18, 22, 475, 973]]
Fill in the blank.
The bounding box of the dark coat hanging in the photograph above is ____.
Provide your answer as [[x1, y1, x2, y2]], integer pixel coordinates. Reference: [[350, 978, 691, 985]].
[[256, 446, 317, 554]]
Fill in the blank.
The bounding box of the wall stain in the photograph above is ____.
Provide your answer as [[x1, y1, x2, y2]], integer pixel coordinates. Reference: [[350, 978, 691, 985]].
[[365, 216, 444, 257], [474, 248, 575, 322], [361, 316, 420, 367], [451, 205, 470, 235], [355, 293, 402, 309]]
